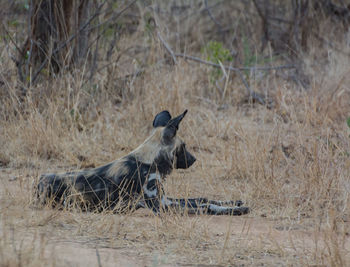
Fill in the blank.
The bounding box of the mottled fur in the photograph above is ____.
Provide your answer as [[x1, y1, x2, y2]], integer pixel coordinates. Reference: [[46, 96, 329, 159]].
[[36, 110, 249, 215]]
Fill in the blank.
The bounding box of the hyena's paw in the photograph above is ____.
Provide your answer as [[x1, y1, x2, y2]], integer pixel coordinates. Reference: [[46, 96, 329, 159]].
[[207, 204, 250, 215], [231, 206, 250, 216]]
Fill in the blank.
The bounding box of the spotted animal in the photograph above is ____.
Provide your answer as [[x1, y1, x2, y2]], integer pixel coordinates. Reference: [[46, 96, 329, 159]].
[[36, 110, 249, 215]]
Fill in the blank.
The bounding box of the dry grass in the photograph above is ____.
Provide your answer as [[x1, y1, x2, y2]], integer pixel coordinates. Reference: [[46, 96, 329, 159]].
[[1, 1, 350, 266]]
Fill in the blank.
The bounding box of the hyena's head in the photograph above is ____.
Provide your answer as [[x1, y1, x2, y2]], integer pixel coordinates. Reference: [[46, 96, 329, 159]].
[[147, 110, 196, 175]]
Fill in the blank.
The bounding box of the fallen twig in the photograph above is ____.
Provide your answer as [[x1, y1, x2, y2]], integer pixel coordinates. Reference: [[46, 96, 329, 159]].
[[173, 53, 295, 107], [174, 53, 296, 71], [236, 68, 267, 106]]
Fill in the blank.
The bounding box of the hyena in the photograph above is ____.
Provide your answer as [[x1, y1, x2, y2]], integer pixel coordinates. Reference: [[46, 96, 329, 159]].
[[36, 110, 249, 215]]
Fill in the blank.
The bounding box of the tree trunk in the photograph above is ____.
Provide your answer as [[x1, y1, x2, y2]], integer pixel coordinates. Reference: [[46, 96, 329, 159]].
[[18, 0, 91, 86]]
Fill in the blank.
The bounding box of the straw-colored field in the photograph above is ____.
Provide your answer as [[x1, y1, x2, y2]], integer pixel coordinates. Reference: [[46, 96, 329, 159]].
[[1, 1, 350, 266]]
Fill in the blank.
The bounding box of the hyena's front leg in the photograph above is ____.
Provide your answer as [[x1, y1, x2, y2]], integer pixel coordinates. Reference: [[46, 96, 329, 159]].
[[141, 173, 182, 214], [142, 173, 164, 213], [164, 197, 250, 215], [142, 174, 249, 215]]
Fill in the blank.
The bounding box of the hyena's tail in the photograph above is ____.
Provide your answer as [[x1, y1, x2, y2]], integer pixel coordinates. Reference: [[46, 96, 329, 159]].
[[36, 174, 68, 206]]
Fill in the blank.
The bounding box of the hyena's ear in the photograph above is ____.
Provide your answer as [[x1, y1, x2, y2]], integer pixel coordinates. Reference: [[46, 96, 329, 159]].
[[153, 110, 172, 128], [162, 110, 187, 144]]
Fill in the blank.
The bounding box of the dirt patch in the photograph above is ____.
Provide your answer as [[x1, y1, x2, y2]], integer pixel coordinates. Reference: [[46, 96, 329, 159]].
[[1, 168, 349, 266]]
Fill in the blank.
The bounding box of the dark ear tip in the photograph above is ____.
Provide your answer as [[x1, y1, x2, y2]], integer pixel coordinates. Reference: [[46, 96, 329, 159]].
[[153, 110, 172, 128]]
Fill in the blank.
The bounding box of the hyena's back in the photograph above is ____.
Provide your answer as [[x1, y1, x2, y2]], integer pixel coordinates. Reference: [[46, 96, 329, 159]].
[[36, 157, 149, 210], [36, 170, 117, 208]]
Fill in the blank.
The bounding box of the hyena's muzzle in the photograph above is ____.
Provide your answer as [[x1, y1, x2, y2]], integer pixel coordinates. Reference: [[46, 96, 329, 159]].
[[175, 145, 196, 169]]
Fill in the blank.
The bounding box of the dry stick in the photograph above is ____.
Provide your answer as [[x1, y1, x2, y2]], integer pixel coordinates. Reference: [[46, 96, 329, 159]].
[[313, 31, 350, 57], [87, 0, 138, 50], [31, 0, 107, 85], [81, 0, 138, 84], [81, 46, 138, 88], [26, 39, 34, 82], [2, 23, 26, 94], [204, 0, 223, 28], [89, 24, 100, 81], [87, 0, 138, 32], [174, 53, 296, 71], [95, 47, 134, 74], [157, 31, 177, 64], [2, 23, 25, 59], [236, 70, 267, 106], [105, 28, 119, 60], [174, 53, 295, 106], [158, 32, 294, 106]]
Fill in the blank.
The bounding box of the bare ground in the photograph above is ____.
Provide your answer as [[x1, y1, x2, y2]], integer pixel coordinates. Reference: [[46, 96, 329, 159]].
[[1, 3, 350, 265], [1, 168, 349, 267]]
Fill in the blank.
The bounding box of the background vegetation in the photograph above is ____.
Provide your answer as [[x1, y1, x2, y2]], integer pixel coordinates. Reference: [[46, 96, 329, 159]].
[[0, 0, 350, 266]]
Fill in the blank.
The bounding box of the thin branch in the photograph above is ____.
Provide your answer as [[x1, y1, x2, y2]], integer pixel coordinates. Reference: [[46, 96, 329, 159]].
[[173, 53, 282, 107], [82, 48, 132, 87], [157, 31, 177, 64], [204, 0, 223, 28], [87, 0, 138, 32], [89, 26, 100, 81], [105, 27, 119, 60], [25, 39, 34, 84], [313, 31, 350, 57], [174, 53, 296, 71], [236, 69, 268, 106], [2, 24, 25, 88], [95, 46, 134, 74], [2, 23, 26, 59], [87, 0, 138, 50]]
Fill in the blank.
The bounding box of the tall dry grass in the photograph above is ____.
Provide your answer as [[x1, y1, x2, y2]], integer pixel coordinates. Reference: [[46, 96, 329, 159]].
[[1, 1, 350, 266]]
